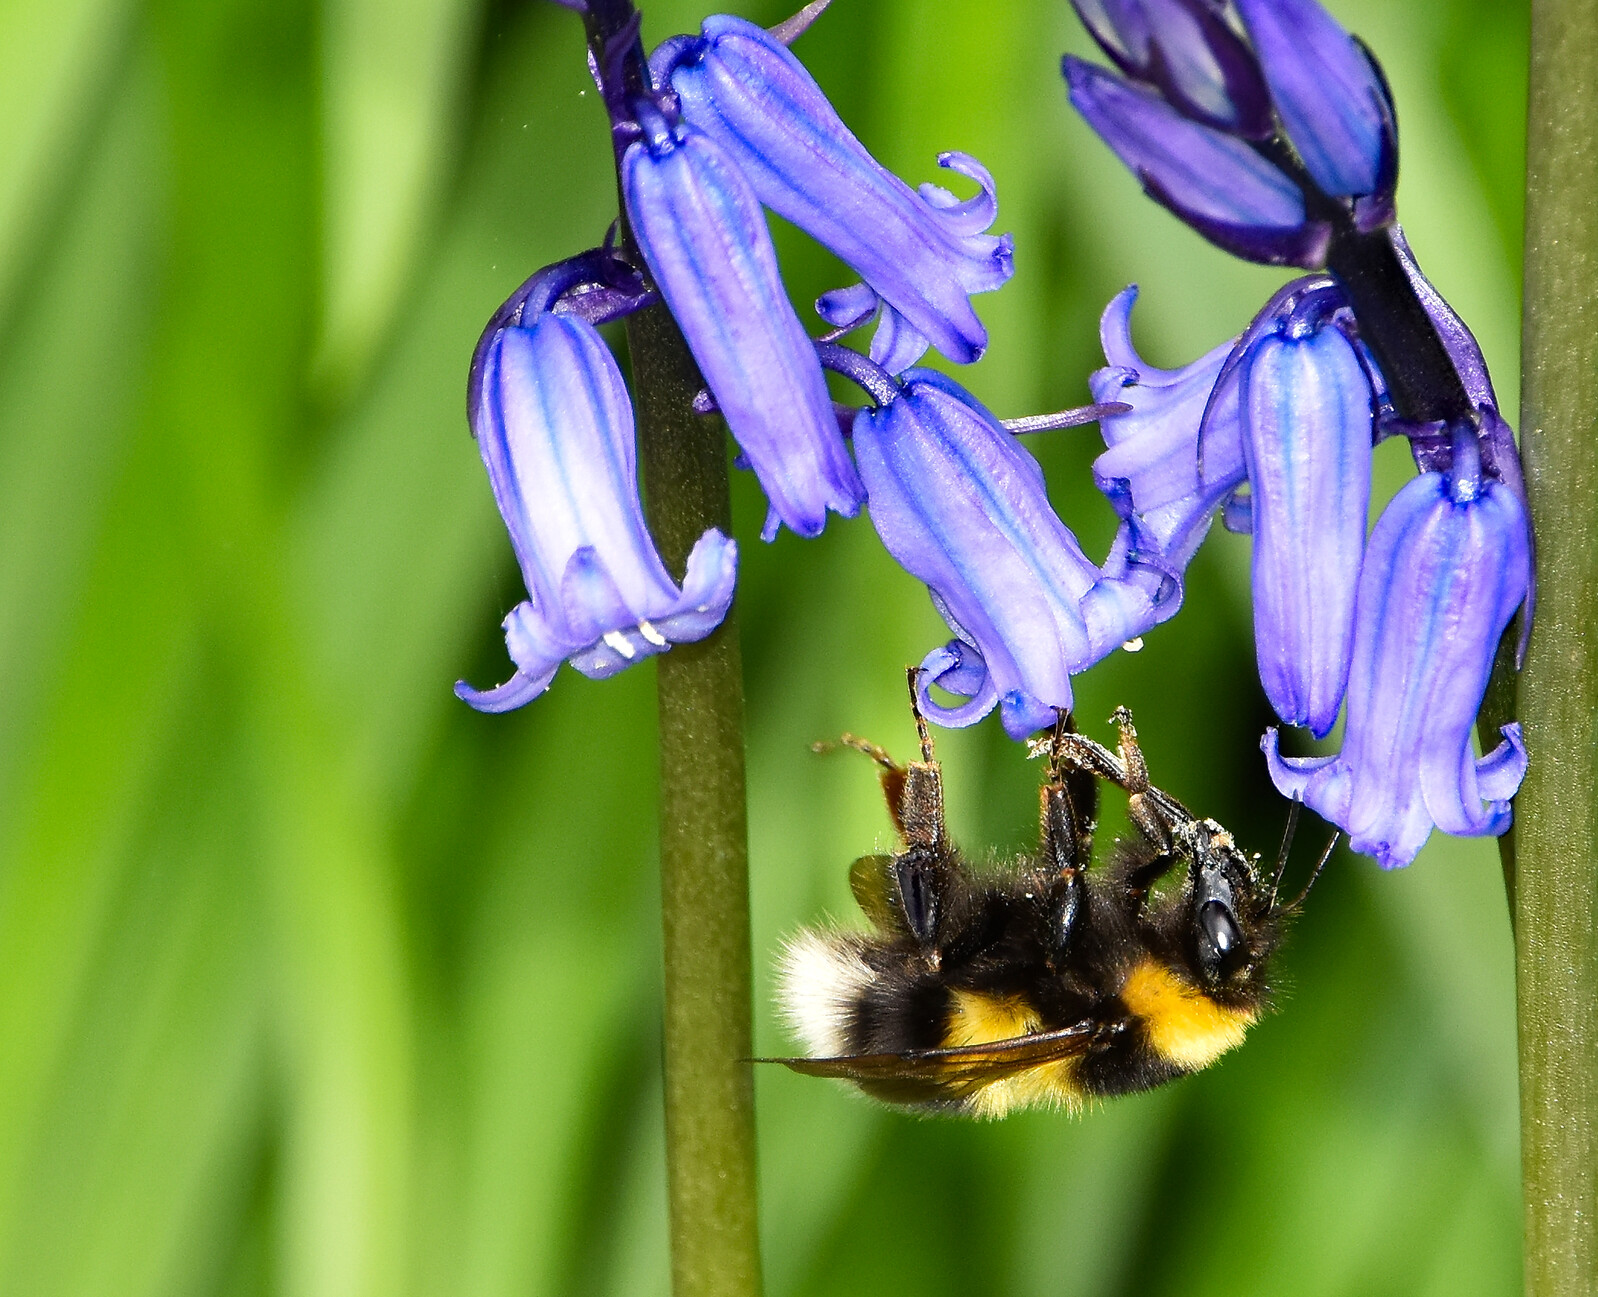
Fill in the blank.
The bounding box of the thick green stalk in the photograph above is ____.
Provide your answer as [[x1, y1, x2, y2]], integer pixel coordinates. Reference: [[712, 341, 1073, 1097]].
[[628, 301, 764, 1297], [1517, 2, 1598, 1291]]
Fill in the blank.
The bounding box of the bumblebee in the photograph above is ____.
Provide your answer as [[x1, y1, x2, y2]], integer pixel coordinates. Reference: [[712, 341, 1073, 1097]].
[[773, 673, 1328, 1117]]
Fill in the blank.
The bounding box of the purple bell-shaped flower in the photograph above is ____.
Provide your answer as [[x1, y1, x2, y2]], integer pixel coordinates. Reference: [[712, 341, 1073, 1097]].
[[456, 311, 738, 712], [622, 103, 864, 541], [1264, 433, 1530, 868], [851, 368, 1178, 739], [1236, 283, 1374, 737], [663, 15, 1014, 370], [1089, 284, 1246, 565]]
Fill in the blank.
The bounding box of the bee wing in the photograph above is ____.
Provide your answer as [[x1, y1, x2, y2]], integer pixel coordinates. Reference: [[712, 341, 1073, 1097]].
[[760, 1021, 1100, 1087]]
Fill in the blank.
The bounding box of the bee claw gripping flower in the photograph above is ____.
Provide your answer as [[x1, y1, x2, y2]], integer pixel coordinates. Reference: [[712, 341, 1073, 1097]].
[[1263, 436, 1530, 868], [456, 310, 738, 712]]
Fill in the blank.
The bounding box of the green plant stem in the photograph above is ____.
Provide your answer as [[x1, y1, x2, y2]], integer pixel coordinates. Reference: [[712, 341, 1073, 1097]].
[[1516, 2, 1598, 1291], [628, 301, 764, 1297]]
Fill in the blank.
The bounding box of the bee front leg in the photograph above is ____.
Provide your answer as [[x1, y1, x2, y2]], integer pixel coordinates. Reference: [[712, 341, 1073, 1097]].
[[1107, 707, 1203, 858]]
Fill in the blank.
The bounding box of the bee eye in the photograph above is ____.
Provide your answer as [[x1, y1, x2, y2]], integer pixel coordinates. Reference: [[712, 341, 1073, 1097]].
[[1198, 900, 1246, 976]]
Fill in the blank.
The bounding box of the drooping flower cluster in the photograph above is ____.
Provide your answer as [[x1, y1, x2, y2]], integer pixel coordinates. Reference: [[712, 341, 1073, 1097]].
[[458, 7, 1168, 726], [458, 0, 1532, 871], [1064, 0, 1532, 866]]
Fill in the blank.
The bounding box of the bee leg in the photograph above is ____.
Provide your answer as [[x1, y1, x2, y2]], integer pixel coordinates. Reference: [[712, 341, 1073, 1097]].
[[896, 666, 947, 853], [1107, 706, 1204, 857], [1039, 711, 1099, 871], [1033, 714, 1093, 958], [893, 847, 945, 948], [894, 668, 952, 950]]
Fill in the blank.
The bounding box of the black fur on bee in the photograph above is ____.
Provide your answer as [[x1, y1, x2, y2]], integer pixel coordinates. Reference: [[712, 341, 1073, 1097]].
[[772, 670, 1330, 1117]]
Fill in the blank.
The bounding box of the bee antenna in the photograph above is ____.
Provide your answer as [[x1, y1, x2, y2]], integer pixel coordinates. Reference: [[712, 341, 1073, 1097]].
[[1283, 830, 1338, 913], [905, 666, 935, 764], [1267, 799, 1301, 910]]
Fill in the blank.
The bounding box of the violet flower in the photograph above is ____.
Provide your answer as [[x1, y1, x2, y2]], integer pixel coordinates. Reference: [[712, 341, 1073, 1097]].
[[1063, 0, 1532, 868], [455, 311, 738, 712], [1232, 0, 1390, 200], [1236, 284, 1373, 738], [623, 104, 864, 541], [662, 14, 1014, 369], [1070, 0, 1272, 135], [1264, 434, 1530, 868], [851, 368, 1177, 739], [1089, 284, 1245, 564], [1064, 0, 1396, 265]]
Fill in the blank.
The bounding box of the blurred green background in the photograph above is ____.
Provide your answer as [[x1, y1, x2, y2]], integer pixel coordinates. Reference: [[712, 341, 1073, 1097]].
[[0, 0, 1529, 1293]]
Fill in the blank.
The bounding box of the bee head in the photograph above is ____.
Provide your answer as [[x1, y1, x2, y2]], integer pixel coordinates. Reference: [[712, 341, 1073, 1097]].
[[1185, 819, 1281, 995]]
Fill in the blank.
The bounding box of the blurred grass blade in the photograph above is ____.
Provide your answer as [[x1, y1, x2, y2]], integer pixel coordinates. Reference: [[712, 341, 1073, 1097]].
[[0, 0, 132, 331], [315, 0, 484, 397]]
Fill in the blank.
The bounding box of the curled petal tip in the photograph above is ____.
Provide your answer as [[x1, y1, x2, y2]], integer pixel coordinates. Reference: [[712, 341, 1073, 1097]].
[[455, 667, 558, 714], [917, 641, 1001, 729]]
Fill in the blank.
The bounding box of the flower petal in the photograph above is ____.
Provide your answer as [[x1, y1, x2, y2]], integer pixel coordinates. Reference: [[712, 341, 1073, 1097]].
[[916, 639, 1004, 730], [653, 527, 741, 643], [478, 317, 680, 624], [1240, 313, 1373, 736], [1265, 468, 1531, 867], [1064, 57, 1307, 234], [856, 370, 1173, 737], [1235, 0, 1392, 198], [454, 663, 560, 714], [669, 16, 1013, 364], [1089, 286, 1246, 563], [458, 309, 739, 710], [623, 118, 864, 539], [1070, 0, 1273, 135]]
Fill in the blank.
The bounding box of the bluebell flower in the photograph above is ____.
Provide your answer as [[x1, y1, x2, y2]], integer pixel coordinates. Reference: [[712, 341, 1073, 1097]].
[[623, 104, 864, 541], [1235, 284, 1373, 737], [1264, 435, 1530, 868], [1069, 0, 1272, 135], [1232, 0, 1391, 200], [1065, 1, 1531, 868], [455, 310, 738, 712], [1089, 284, 1245, 564], [1064, 58, 1324, 266], [1090, 277, 1376, 737], [1064, 0, 1396, 265], [851, 368, 1178, 739], [662, 14, 1014, 369]]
